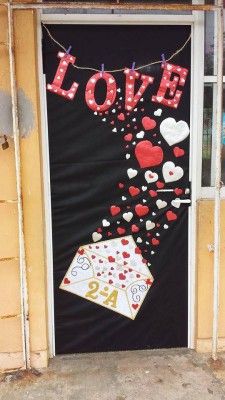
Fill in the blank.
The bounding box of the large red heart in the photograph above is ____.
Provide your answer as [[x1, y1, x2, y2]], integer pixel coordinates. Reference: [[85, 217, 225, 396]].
[[129, 186, 140, 197], [110, 205, 121, 216], [135, 140, 163, 168], [142, 116, 156, 131], [135, 204, 149, 217]]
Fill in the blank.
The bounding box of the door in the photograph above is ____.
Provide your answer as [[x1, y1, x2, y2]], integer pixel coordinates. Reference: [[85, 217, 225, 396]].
[[42, 23, 191, 354]]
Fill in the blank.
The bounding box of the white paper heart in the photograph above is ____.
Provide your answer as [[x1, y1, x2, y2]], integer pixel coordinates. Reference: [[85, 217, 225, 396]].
[[154, 108, 162, 117], [102, 219, 110, 227], [137, 237, 142, 243], [123, 212, 133, 222], [160, 117, 189, 146], [144, 170, 158, 184], [136, 131, 145, 139], [112, 128, 117, 133], [92, 232, 102, 242], [162, 161, 184, 183], [126, 154, 130, 159], [127, 168, 138, 179], [142, 186, 147, 191], [171, 198, 181, 208], [146, 220, 155, 230], [122, 196, 127, 200], [156, 199, 167, 209], [164, 224, 169, 229]]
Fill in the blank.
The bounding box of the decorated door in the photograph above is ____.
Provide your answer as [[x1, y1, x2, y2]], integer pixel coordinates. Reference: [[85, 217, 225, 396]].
[[43, 24, 191, 354]]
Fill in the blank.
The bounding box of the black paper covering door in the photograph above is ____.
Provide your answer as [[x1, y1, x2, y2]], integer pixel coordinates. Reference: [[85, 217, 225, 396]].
[[43, 24, 191, 354]]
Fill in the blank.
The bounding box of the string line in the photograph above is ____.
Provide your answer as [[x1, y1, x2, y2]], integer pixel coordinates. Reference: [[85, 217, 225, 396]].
[[42, 23, 191, 73]]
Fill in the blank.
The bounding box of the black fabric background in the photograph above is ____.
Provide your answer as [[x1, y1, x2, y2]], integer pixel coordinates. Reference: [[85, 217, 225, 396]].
[[42, 24, 191, 354]]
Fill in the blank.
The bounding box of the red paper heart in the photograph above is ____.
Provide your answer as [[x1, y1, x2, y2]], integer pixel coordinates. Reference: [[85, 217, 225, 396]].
[[132, 304, 139, 310], [135, 247, 142, 255], [108, 256, 115, 262], [173, 146, 185, 157], [117, 227, 126, 235], [122, 251, 130, 258], [64, 277, 70, 284], [174, 188, 183, 196], [107, 232, 112, 237], [121, 239, 129, 245], [118, 182, 124, 189], [149, 190, 157, 198], [110, 205, 121, 216], [97, 228, 102, 233], [118, 112, 125, 121], [135, 140, 163, 168], [124, 133, 133, 142], [129, 186, 140, 197], [135, 204, 149, 217], [78, 249, 84, 255], [166, 210, 177, 221], [109, 279, 113, 284], [142, 116, 156, 131], [119, 273, 126, 280], [156, 181, 165, 189], [131, 224, 139, 233], [152, 238, 159, 246]]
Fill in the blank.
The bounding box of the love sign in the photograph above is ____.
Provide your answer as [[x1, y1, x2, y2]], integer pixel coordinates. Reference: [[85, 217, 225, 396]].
[[47, 51, 188, 112]]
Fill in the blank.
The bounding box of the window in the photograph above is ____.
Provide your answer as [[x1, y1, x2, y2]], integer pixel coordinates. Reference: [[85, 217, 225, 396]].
[[202, 11, 225, 188]]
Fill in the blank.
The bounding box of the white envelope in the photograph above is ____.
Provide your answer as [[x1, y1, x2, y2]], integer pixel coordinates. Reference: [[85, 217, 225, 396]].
[[60, 235, 154, 320]]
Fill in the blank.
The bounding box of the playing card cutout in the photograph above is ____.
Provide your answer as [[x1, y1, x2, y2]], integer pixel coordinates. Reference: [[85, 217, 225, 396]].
[[60, 235, 154, 319]]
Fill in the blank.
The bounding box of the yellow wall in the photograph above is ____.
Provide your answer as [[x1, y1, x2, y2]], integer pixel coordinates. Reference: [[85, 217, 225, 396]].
[[0, 6, 225, 371]]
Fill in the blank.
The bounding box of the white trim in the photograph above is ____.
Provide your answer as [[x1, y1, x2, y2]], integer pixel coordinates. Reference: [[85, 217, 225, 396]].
[[37, 10, 55, 358], [38, 11, 203, 355], [200, 187, 225, 199]]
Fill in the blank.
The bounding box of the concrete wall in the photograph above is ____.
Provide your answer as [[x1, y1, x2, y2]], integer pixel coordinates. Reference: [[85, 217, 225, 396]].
[[0, 6, 224, 371]]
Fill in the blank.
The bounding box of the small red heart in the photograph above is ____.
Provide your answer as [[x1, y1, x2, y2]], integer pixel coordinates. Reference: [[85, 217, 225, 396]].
[[166, 210, 177, 221], [108, 256, 115, 263], [117, 227, 126, 235], [110, 120, 115, 125], [122, 284, 126, 288], [97, 272, 101, 276], [91, 255, 96, 259], [135, 247, 142, 255], [156, 181, 165, 189], [99, 260, 103, 263], [109, 272, 112, 275], [132, 304, 139, 310], [131, 224, 139, 233], [97, 228, 102, 233], [152, 238, 159, 246], [173, 146, 185, 157], [118, 112, 125, 121], [110, 205, 121, 216], [122, 251, 130, 258], [124, 133, 133, 142], [119, 273, 126, 280], [129, 268, 133, 272], [135, 204, 149, 217], [149, 190, 157, 198], [129, 186, 140, 197], [174, 188, 183, 196], [136, 274, 141, 278], [121, 239, 129, 245], [109, 279, 113, 284], [118, 182, 124, 189], [135, 140, 163, 169], [142, 116, 156, 131], [64, 277, 70, 284], [78, 249, 84, 255], [107, 232, 112, 237]]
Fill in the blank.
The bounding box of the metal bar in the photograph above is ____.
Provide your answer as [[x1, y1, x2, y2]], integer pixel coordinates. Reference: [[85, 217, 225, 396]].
[[212, 0, 224, 361], [7, 2, 31, 369], [0, 2, 221, 11]]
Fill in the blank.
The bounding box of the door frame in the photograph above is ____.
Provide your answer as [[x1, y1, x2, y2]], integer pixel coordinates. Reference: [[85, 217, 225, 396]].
[[37, 10, 204, 357]]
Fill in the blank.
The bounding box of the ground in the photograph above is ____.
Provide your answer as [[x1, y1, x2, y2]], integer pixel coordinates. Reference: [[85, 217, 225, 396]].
[[1, 349, 225, 400]]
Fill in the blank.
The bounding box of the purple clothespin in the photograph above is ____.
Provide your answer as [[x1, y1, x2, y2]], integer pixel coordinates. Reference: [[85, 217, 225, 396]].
[[131, 61, 136, 73], [66, 45, 72, 54], [161, 53, 166, 66], [101, 63, 104, 77]]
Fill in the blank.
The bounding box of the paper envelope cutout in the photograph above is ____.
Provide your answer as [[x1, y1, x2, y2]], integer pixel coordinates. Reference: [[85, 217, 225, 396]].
[[60, 235, 154, 320]]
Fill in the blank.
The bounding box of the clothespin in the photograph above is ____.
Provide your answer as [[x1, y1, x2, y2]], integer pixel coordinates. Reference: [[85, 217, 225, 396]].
[[2, 135, 9, 150], [100, 63, 104, 77], [66, 45, 72, 54], [131, 61, 136, 73], [161, 53, 166, 66]]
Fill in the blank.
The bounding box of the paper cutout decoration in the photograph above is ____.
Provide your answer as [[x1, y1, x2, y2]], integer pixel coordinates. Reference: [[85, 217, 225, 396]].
[[124, 68, 154, 111], [60, 235, 154, 319], [135, 140, 164, 169], [162, 161, 184, 183], [160, 117, 190, 146], [85, 72, 117, 112], [47, 51, 79, 100], [152, 62, 188, 109]]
